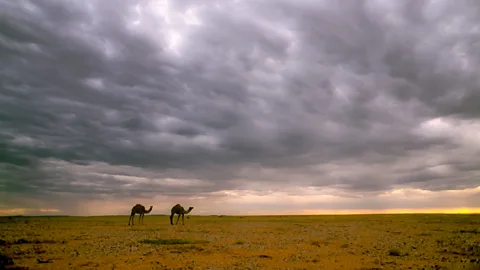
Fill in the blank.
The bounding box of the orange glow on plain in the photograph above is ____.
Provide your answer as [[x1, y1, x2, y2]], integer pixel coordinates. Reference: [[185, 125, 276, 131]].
[[301, 208, 480, 215]]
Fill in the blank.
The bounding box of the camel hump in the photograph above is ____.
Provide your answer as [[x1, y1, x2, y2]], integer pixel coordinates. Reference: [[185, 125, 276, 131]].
[[132, 204, 144, 211]]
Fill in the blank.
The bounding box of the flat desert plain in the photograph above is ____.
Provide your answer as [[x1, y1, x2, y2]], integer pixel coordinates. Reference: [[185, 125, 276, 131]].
[[1, 214, 479, 270]]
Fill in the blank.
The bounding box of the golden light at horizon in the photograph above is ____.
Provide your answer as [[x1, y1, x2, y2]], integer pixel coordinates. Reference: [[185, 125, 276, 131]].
[[302, 208, 480, 215]]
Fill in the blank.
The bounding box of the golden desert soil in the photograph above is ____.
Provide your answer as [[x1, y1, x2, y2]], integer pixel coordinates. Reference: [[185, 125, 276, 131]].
[[1, 214, 479, 270]]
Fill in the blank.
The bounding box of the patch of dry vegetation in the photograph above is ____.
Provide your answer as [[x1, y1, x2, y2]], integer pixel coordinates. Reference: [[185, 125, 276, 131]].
[[140, 239, 209, 245], [0, 214, 479, 269]]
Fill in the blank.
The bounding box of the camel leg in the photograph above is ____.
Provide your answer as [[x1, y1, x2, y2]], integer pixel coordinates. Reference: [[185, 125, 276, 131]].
[[170, 214, 174, 225], [182, 214, 185, 225], [176, 214, 180, 225], [129, 214, 135, 226], [141, 213, 144, 225], [138, 213, 142, 225]]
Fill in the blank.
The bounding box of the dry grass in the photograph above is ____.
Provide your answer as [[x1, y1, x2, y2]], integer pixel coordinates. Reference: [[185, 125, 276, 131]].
[[0, 214, 479, 269]]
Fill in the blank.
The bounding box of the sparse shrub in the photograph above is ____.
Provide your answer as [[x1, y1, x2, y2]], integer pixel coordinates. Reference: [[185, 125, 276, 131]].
[[14, 238, 56, 244], [436, 234, 480, 256], [455, 228, 479, 234], [388, 249, 401, 256], [311, 240, 321, 247], [140, 239, 208, 245], [188, 244, 203, 251], [172, 245, 204, 253], [0, 252, 14, 266], [341, 243, 349, 248], [466, 243, 480, 256], [235, 240, 244, 245], [37, 258, 53, 264]]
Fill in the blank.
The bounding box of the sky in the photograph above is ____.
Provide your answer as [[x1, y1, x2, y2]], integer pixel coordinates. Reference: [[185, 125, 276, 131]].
[[0, 0, 479, 216]]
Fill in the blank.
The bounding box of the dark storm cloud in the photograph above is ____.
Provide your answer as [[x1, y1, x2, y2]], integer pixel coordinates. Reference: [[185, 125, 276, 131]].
[[1, 0, 479, 213]]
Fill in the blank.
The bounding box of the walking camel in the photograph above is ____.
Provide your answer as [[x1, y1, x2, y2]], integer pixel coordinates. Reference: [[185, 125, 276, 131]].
[[170, 204, 194, 225], [128, 204, 153, 226]]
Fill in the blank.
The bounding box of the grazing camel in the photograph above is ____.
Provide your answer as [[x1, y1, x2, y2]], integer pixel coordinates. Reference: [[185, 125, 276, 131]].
[[128, 204, 153, 226], [170, 204, 194, 225]]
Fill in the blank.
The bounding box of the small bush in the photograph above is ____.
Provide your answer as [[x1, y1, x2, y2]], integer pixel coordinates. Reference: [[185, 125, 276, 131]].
[[466, 243, 480, 256], [140, 239, 208, 245], [14, 238, 56, 244], [388, 249, 401, 256], [455, 228, 479, 234], [170, 245, 205, 253], [0, 252, 14, 266]]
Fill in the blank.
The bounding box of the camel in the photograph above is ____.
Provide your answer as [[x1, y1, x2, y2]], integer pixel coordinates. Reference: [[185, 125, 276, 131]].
[[170, 204, 194, 225], [128, 204, 153, 226]]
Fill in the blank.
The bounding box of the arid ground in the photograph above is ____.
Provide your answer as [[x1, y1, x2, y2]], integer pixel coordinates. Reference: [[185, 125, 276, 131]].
[[1, 214, 479, 269]]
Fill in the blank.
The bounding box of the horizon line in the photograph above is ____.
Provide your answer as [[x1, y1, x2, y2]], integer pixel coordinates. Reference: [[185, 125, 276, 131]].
[[1, 207, 479, 217], [1, 213, 479, 218]]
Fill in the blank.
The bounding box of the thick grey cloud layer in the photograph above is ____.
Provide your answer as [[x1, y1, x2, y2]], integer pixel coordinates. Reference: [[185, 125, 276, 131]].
[[1, 0, 479, 214]]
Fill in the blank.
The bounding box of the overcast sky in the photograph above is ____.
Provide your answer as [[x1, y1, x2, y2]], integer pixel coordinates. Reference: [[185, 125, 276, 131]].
[[1, 0, 479, 216]]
